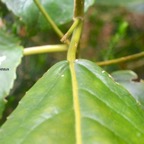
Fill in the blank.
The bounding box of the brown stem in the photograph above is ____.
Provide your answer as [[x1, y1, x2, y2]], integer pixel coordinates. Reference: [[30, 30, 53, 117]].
[[74, 0, 84, 19]]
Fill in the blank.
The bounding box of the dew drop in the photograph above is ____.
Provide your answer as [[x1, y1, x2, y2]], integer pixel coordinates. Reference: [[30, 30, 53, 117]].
[[19, 101, 22, 104], [75, 59, 79, 62], [136, 100, 141, 106], [53, 108, 59, 114], [108, 74, 112, 78], [115, 82, 120, 85], [7, 116, 10, 120], [61, 75, 64, 77]]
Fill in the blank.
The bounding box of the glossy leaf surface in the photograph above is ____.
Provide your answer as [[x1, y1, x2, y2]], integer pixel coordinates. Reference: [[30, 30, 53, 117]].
[[0, 31, 23, 118], [1, 0, 95, 30], [0, 60, 144, 144]]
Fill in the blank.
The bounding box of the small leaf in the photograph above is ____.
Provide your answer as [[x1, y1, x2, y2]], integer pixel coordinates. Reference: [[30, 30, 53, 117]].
[[1, 0, 95, 30], [111, 70, 144, 109], [0, 31, 23, 118], [0, 60, 144, 143]]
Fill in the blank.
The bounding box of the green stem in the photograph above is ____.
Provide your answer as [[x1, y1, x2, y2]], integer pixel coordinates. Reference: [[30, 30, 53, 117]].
[[34, 0, 67, 42], [61, 18, 80, 43], [67, 21, 83, 61], [67, 1, 84, 144], [97, 51, 144, 66], [24, 44, 67, 56], [74, 0, 84, 19], [68, 20, 83, 144]]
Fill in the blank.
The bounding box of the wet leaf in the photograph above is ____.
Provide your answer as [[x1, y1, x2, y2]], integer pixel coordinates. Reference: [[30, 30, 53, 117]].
[[1, 0, 95, 30], [0, 60, 144, 143]]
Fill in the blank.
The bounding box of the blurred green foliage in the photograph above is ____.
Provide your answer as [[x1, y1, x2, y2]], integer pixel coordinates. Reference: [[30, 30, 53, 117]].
[[80, 4, 144, 73]]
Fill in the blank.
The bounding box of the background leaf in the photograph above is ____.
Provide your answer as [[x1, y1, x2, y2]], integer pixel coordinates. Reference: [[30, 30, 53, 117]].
[[95, 0, 144, 6], [0, 60, 144, 143], [111, 70, 144, 109], [1, 0, 95, 30], [95, 0, 144, 13], [0, 31, 23, 118]]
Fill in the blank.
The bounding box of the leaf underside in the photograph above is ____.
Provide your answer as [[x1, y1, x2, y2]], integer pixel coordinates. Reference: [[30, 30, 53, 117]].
[[95, 0, 144, 13], [1, 0, 95, 30], [0, 31, 23, 118], [111, 70, 144, 109], [0, 60, 144, 144]]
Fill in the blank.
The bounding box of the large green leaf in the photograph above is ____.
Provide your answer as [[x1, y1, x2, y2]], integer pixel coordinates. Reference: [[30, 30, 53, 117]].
[[95, 0, 144, 13], [1, 0, 95, 30], [111, 70, 144, 109], [0, 60, 144, 143], [0, 31, 23, 118]]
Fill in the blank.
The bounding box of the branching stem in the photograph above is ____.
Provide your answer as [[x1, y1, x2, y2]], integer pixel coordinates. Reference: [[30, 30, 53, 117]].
[[67, 20, 83, 62], [97, 51, 144, 66], [67, 1, 84, 144], [33, 0, 69, 44], [67, 0, 84, 62], [61, 18, 80, 43]]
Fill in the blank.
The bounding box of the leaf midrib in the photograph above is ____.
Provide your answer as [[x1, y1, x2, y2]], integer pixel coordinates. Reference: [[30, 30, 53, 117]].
[[69, 61, 82, 144]]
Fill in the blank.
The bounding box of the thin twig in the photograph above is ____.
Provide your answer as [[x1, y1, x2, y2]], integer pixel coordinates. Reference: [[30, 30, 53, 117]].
[[97, 51, 144, 66], [33, 0, 69, 44], [61, 18, 80, 43], [24, 44, 67, 56]]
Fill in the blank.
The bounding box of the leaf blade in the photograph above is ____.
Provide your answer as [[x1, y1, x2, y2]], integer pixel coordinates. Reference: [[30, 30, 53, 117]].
[[76, 60, 144, 143], [0, 60, 144, 143], [1, 0, 95, 30], [0, 61, 76, 144], [0, 31, 23, 118]]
